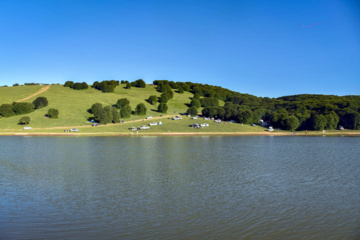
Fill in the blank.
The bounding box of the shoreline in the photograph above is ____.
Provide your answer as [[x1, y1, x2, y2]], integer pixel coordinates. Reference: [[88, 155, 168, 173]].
[[0, 131, 359, 137]]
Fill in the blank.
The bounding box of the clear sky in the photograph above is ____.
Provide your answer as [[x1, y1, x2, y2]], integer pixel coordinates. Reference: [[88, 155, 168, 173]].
[[0, 0, 359, 98]]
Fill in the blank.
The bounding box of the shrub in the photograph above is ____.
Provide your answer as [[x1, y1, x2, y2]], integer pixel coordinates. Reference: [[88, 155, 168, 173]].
[[158, 103, 168, 113], [187, 106, 198, 117], [0, 104, 15, 117], [190, 99, 201, 108], [48, 108, 59, 118], [178, 86, 184, 93], [91, 103, 103, 115], [111, 106, 120, 123], [120, 104, 132, 118], [13, 102, 35, 115], [131, 79, 146, 88], [19, 116, 30, 125], [33, 97, 48, 109], [116, 98, 130, 109], [159, 93, 170, 103], [125, 83, 131, 89], [147, 95, 158, 105], [134, 103, 147, 115]]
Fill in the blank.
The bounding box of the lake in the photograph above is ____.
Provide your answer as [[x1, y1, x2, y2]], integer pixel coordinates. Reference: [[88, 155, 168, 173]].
[[0, 136, 359, 239]]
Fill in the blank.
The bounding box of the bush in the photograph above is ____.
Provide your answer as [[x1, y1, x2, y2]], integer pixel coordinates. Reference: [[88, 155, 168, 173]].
[[116, 98, 130, 109], [13, 102, 35, 115], [187, 106, 198, 117], [48, 108, 59, 119], [131, 79, 146, 88], [0, 104, 15, 117], [125, 83, 131, 89], [120, 104, 132, 118], [33, 97, 48, 109], [159, 93, 170, 103], [19, 116, 30, 125], [111, 106, 120, 123], [190, 99, 201, 108], [284, 116, 300, 131], [64, 81, 74, 87], [178, 86, 184, 93], [147, 95, 158, 105], [134, 103, 147, 115], [158, 103, 168, 113], [91, 103, 103, 115]]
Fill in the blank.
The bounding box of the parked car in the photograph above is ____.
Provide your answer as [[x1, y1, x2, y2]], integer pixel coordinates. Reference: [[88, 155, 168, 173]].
[[200, 123, 209, 127], [192, 116, 199, 119], [146, 116, 153, 119], [92, 123, 100, 127], [338, 125, 344, 130], [23, 126, 32, 130], [251, 123, 256, 126], [172, 116, 182, 120], [214, 119, 222, 123], [139, 125, 150, 130], [149, 122, 157, 126], [69, 128, 80, 132]]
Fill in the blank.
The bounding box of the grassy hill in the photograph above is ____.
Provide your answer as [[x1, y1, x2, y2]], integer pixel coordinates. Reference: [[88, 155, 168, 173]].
[[0, 84, 195, 129]]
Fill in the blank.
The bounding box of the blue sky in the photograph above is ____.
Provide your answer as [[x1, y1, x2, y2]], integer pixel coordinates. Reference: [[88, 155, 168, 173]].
[[0, 0, 359, 98]]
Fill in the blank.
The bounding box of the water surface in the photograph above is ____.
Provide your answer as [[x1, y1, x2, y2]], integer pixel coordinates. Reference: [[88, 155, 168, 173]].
[[0, 136, 359, 239]]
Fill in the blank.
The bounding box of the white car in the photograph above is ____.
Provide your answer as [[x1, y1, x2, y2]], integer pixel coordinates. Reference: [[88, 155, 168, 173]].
[[214, 119, 222, 123], [201, 123, 209, 127], [172, 116, 182, 120], [23, 126, 32, 130], [69, 128, 80, 132], [149, 122, 157, 126], [192, 116, 199, 119], [146, 116, 153, 119], [139, 126, 150, 130]]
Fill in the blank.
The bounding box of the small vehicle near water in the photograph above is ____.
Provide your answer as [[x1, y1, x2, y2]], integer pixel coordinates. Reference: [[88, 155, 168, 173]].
[[69, 128, 80, 132], [23, 126, 32, 130]]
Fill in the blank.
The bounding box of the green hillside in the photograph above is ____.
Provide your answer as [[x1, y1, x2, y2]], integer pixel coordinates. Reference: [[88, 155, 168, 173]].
[[0, 83, 195, 129]]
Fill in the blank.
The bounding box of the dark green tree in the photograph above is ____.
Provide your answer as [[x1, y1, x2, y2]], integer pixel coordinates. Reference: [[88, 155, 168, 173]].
[[64, 81, 74, 87], [81, 82, 89, 89], [187, 106, 198, 117], [91, 103, 103, 115], [48, 108, 59, 118], [116, 98, 130, 109], [32, 97, 48, 109], [125, 83, 131, 89], [159, 93, 170, 103], [284, 116, 300, 131], [13, 102, 35, 115], [0, 104, 15, 117], [134, 103, 147, 115], [177, 86, 184, 93], [311, 114, 327, 130], [19, 116, 30, 125], [111, 106, 120, 123], [237, 110, 253, 124], [190, 99, 201, 108], [158, 103, 168, 113], [120, 104, 132, 118], [147, 95, 158, 105]]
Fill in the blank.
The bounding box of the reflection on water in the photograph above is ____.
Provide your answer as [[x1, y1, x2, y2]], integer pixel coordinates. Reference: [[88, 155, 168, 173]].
[[0, 136, 359, 239]]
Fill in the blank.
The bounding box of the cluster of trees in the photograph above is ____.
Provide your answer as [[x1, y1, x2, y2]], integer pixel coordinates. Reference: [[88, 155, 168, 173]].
[[146, 95, 169, 113], [91, 103, 120, 125], [92, 80, 120, 92], [91, 98, 150, 124], [64, 81, 89, 90], [0, 97, 49, 118], [130, 79, 146, 88]]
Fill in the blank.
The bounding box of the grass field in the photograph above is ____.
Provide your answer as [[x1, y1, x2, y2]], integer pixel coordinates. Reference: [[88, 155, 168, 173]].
[[0, 84, 359, 136]]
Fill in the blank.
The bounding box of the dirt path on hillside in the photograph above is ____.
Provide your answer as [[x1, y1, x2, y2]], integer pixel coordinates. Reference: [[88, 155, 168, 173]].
[[17, 85, 51, 102]]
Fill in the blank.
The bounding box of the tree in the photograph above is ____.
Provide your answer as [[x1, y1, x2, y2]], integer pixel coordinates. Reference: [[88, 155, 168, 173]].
[[325, 112, 340, 130], [120, 104, 132, 118], [237, 110, 253, 124], [13, 83, 19, 87], [0, 104, 15, 117], [48, 108, 59, 118], [311, 114, 327, 130], [159, 93, 169, 103], [187, 106, 198, 117], [158, 103, 168, 113], [13, 102, 35, 115], [125, 83, 131, 89], [19, 116, 30, 125], [81, 82, 89, 89], [64, 81, 74, 87], [190, 99, 201, 108], [116, 98, 130, 109], [111, 106, 120, 123], [91, 103, 103, 115], [134, 103, 147, 115], [147, 95, 158, 105], [131, 79, 146, 88], [284, 116, 300, 131], [33, 97, 48, 109], [178, 86, 184, 93]]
